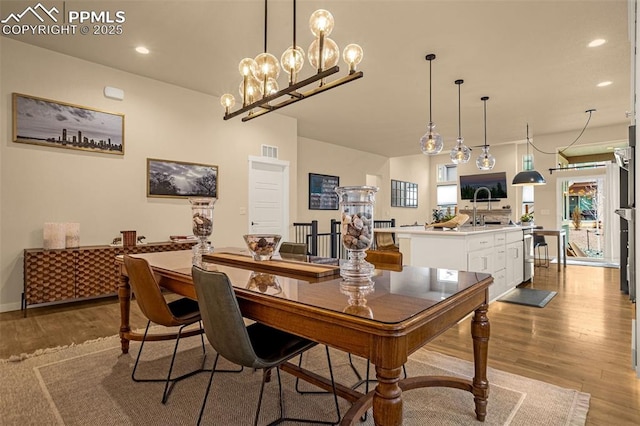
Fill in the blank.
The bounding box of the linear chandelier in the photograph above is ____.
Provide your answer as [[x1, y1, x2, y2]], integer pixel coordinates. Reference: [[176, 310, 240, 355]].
[[219, 0, 364, 122]]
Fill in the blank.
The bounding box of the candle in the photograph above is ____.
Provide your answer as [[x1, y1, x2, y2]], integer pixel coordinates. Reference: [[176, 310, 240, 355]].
[[43, 223, 66, 250], [65, 223, 80, 248]]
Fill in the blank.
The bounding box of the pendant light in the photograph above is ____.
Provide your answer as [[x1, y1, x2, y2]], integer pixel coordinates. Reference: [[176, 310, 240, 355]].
[[450, 79, 471, 164], [476, 96, 496, 170], [512, 124, 546, 186], [420, 54, 444, 155]]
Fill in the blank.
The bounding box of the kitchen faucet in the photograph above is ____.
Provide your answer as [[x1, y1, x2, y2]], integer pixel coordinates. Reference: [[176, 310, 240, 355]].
[[473, 186, 492, 226]]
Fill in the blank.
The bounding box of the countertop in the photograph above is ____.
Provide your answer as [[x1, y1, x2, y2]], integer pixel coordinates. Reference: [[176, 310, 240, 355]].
[[375, 225, 526, 236]]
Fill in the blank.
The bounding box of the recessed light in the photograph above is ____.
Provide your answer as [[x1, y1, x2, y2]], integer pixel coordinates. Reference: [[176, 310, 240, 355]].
[[588, 38, 606, 47], [606, 146, 614, 150], [597, 81, 612, 87], [135, 46, 150, 54]]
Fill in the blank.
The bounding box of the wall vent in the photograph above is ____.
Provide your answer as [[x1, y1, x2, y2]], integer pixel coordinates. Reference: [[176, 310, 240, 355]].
[[261, 144, 279, 159]]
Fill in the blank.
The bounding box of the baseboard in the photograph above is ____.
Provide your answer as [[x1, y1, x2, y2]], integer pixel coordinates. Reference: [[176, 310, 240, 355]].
[[0, 301, 22, 313]]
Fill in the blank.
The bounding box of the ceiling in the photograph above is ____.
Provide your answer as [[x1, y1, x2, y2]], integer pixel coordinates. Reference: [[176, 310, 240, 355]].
[[0, 0, 633, 158]]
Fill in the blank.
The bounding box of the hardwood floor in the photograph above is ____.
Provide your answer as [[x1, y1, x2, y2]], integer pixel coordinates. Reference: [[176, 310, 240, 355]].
[[1, 264, 638, 424]]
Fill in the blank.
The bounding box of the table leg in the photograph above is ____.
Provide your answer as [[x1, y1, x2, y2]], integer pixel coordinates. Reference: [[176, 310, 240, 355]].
[[563, 233, 567, 268], [372, 364, 404, 426], [471, 303, 490, 421], [118, 274, 132, 354]]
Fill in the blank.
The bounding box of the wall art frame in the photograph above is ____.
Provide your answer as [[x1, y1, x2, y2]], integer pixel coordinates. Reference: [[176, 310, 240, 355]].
[[12, 92, 124, 155], [309, 173, 340, 210], [147, 158, 218, 199]]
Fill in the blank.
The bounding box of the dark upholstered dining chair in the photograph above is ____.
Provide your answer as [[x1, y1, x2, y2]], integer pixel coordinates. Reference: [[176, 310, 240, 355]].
[[123, 255, 208, 404], [192, 266, 341, 426]]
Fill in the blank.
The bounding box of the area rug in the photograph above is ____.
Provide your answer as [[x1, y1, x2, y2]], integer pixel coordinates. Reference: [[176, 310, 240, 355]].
[[498, 288, 558, 308], [0, 333, 589, 425]]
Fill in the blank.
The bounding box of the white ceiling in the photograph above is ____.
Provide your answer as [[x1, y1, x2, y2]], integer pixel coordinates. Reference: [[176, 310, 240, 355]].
[[0, 0, 633, 157]]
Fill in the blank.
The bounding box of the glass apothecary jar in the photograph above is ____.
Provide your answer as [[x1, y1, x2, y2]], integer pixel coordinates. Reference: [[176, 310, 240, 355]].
[[335, 185, 378, 281], [189, 197, 215, 265]]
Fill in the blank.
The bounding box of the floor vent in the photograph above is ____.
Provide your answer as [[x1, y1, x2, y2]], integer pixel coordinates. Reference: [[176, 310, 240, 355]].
[[261, 144, 278, 159]]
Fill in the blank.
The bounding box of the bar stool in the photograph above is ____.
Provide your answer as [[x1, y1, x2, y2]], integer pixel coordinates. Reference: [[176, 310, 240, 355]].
[[533, 232, 549, 268]]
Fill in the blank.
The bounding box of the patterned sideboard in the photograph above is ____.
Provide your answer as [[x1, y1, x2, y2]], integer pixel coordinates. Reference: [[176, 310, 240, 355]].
[[23, 241, 196, 314]]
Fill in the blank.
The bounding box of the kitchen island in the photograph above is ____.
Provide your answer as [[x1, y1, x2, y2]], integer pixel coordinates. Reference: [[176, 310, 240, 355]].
[[376, 225, 525, 301]]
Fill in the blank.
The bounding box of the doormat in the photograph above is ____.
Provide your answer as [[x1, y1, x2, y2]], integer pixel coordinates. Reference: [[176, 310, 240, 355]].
[[498, 288, 557, 308]]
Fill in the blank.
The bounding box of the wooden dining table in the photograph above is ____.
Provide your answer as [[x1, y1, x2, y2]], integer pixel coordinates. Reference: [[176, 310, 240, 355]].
[[116, 249, 492, 426]]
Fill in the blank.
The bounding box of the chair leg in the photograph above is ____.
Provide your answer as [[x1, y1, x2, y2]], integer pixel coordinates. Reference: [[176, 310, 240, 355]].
[[263, 349, 341, 426], [162, 323, 189, 404], [197, 354, 220, 426], [131, 320, 152, 382], [132, 321, 210, 404]]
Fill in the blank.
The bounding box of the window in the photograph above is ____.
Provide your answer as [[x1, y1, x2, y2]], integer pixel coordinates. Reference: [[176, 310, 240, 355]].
[[437, 164, 457, 183], [437, 184, 457, 207], [436, 164, 458, 208], [391, 179, 418, 207], [522, 185, 534, 214]]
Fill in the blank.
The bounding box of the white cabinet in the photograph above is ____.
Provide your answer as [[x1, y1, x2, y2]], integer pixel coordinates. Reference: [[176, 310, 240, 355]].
[[506, 241, 524, 289], [392, 226, 525, 302], [468, 246, 494, 274]]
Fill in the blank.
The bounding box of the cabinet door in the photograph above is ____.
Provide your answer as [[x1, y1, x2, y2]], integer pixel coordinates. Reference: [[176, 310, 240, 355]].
[[489, 268, 507, 301], [506, 241, 524, 288], [75, 247, 119, 298], [24, 250, 76, 305], [467, 247, 494, 274]]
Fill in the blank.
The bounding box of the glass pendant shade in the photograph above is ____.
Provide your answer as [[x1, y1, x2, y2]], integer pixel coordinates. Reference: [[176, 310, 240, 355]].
[[281, 46, 305, 77], [309, 9, 335, 37], [476, 146, 496, 170], [238, 57, 257, 77], [450, 79, 470, 164], [252, 52, 280, 81], [420, 122, 444, 155], [264, 77, 279, 95], [308, 37, 340, 70], [476, 96, 495, 170], [450, 138, 472, 164], [239, 76, 263, 104], [343, 44, 363, 72]]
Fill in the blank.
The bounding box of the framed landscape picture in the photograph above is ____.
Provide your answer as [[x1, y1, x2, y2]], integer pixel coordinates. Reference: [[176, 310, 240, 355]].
[[147, 158, 218, 199], [309, 173, 339, 210], [12, 93, 124, 155]]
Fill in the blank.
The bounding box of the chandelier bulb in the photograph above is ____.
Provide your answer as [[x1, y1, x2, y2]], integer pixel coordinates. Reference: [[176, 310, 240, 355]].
[[309, 9, 334, 37], [308, 37, 340, 71], [220, 94, 236, 114], [281, 46, 305, 82], [252, 52, 280, 82], [238, 58, 256, 77], [239, 76, 263, 105], [343, 44, 364, 73]]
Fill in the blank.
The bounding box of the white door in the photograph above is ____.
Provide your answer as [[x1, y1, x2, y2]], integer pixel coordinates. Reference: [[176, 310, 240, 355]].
[[248, 156, 289, 240]]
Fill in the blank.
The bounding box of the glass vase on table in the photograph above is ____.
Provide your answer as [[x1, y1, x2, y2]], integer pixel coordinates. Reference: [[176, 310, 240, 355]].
[[189, 197, 215, 266], [335, 185, 379, 282]]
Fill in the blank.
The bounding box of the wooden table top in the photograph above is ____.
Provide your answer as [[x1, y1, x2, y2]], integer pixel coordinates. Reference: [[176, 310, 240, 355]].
[[118, 249, 491, 325]]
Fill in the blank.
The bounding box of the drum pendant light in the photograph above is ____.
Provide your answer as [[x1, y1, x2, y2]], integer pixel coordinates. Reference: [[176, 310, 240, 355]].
[[512, 124, 546, 185]]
